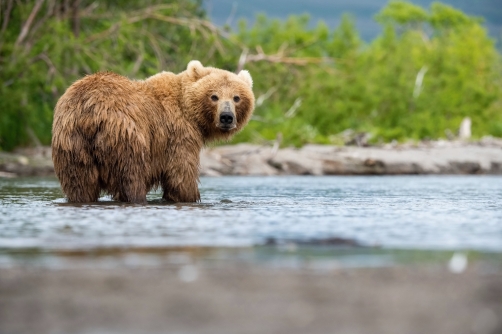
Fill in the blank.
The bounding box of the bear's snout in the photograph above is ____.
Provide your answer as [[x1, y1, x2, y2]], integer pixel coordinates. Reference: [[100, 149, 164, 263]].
[[220, 112, 234, 125], [217, 101, 236, 130]]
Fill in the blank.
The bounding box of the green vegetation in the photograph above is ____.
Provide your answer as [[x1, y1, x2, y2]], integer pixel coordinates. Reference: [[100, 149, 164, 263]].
[[235, 3, 502, 145], [1, 0, 502, 150]]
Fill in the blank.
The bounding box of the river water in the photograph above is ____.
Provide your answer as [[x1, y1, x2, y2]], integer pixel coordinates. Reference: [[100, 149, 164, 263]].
[[1, 175, 501, 254]]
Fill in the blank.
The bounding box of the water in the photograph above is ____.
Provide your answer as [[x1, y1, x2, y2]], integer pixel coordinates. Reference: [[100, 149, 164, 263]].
[[1, 175, 501, 253]]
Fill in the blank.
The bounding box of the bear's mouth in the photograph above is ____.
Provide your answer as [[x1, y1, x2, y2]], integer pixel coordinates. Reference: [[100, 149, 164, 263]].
[[217, 124, 237, 131]]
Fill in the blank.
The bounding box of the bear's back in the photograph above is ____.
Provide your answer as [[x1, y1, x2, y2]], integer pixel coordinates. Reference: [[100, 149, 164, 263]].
[[54, 72, 165, 138], [58, 72, 149, 116]]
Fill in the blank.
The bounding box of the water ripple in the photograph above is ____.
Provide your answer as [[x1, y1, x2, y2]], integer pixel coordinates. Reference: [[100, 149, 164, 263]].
[[0, 176, 501, 251]]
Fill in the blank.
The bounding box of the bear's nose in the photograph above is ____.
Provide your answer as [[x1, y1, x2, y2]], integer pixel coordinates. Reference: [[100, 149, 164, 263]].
[[220, 112, 234, 125]]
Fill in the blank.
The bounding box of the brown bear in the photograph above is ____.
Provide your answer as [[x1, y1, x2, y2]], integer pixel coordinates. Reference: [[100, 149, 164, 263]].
[[52, 61, 254, 204]]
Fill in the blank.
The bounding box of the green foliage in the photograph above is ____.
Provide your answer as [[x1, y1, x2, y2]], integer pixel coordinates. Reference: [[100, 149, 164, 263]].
[[375, 0, 428, 25], [1, 0, 501, 150], [231, 0, 502, 145]]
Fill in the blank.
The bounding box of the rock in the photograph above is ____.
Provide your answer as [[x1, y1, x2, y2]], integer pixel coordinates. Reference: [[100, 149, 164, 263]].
[[268, 148, 323, 175], [385, 163, 424, 175], [0, 171, 16, 178], [264, 236, 361, 247], [234, 153, 278, 176], [480, 136, 502, 148], [490, 162, 502, 174], [200, 149, 231, 176], [17, 156, 29, 165], [335, 129, 372, 146], [448, 162, 481, 174], [205, 144, 278, 176], [0, 149, 54, 177]]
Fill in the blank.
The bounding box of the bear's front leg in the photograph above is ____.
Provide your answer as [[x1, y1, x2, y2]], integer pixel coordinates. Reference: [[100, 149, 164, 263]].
[[162, 150, 201, 203]]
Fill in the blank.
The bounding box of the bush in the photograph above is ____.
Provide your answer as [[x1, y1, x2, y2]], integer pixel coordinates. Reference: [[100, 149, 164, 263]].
[[231, 1, 502, 145]]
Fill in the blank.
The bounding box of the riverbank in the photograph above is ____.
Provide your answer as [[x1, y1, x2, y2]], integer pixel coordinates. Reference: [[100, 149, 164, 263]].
[[1, 137, 502, 177], [1, 257, 501, 334]]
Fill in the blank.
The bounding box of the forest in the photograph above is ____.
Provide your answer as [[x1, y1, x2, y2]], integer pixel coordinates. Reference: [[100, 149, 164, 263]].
[[1, 0, 501, 150]]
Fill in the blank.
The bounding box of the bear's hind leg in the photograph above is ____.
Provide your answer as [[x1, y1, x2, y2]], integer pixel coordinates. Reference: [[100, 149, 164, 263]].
[[96, 139, 149, 205], [118, 174, 148, 204], [53, 148, 100, 203]]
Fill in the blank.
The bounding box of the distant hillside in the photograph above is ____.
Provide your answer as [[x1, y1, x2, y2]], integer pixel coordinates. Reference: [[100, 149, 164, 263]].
[[204, 0, 502, 42]]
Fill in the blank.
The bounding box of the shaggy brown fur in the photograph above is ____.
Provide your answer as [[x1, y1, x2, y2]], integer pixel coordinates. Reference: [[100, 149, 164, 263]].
[[52, 61, 254, 204]]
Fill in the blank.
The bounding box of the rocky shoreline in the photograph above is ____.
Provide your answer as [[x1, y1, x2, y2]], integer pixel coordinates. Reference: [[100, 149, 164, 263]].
[[1, 138, 502, 177]]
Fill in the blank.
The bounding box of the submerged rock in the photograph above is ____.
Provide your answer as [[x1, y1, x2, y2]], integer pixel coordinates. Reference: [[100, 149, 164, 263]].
[[265, 236, 361, 247]]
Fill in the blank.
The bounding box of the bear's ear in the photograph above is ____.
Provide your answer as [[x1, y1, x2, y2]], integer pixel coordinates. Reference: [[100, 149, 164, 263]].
[[237, 70, 253, 88], [187, 60, 209, 81]]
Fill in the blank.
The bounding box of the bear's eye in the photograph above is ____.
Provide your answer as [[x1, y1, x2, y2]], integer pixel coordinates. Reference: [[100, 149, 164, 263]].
[[233, 96, 241, 103], [211, 95, 219, 102]]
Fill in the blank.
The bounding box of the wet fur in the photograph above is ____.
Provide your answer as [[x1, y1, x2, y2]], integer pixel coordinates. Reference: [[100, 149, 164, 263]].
[[52, 61, 254, 203]]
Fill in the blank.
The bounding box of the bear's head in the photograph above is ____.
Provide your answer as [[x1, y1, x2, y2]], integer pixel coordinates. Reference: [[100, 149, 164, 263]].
[[183, 60, 255, 141]]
